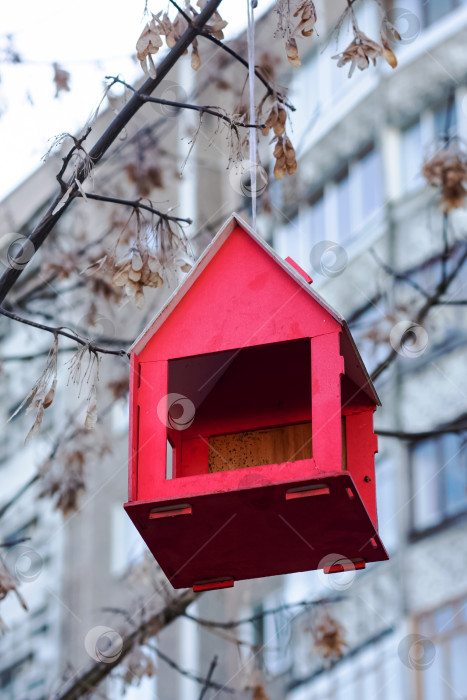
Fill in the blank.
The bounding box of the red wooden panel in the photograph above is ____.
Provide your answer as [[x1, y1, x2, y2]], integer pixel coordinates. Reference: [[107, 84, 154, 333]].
[[138, 227, 340, 363], [124, 472, 388, 589], [135, 457, 323, 502], [137, 361, 168, 500], [310, 332, 344, 470], [345, 409, 378, 526], [128, 353, 140, 501], [179, 437, 209, 477]]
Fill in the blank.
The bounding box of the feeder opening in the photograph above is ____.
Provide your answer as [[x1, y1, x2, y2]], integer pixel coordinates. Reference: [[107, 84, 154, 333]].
[[163, 337, 350, 478]]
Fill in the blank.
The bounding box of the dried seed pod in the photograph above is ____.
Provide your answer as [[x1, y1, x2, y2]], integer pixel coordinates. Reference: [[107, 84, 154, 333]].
[[147, 166, 163, 188], [273, 140, 284, 159], [274, 161, 287, 179], [265, 108, 279, 130], [112, 268, 129, 287], [284, 136, 295, 156], [191, 39, 201, 71], [276, 155, 286, 170], [287, 159, 298, 174], [273, 120, 286, 137], [286, 38, 301, 67], [129, 268, 141, 282], [381, 37, 397, 69], [131, 250, 143, 271]]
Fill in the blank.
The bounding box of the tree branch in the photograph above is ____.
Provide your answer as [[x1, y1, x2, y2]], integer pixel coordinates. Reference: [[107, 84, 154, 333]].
[[369, 248, 430, 299], [376, 423, 467, 440], [168, 0, 295, 111], [198, 655, 219, 700], [145, 646, 232, 694], [371, 242, 467, 381], [52, 590, 200, 700], [183, 595, 343, 630], [108, 76, 266, 129], [0, 307, 129, 357], [0, 0, 225, 304], [76, 191, 192, 224]]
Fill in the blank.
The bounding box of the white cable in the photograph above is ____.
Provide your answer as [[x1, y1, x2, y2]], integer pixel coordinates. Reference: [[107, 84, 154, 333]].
[[246, 0, 257, 230]]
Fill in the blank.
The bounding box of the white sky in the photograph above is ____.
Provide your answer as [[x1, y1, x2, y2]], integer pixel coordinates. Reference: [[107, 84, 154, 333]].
[[0, 0, 274, 200]]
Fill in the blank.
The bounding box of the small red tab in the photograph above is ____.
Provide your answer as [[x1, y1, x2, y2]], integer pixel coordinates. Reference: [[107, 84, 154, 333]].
[[324, 560, 366, 574], [193, 578, 234, 592], [286, 485, 330, 500], [285, 257, 313, 284], [149, 504, 192, 519]]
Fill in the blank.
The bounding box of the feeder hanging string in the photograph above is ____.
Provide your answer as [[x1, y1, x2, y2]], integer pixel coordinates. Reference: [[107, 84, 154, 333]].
[[247, 0, 257, 229]]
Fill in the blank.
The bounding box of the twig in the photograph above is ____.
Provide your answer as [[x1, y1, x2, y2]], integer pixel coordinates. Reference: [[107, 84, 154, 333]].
[[434, 299, 467, 305], [108, 76, 266, 129], [371, 242, 467, 381], [0, 537, 31, 547], [145, 646, 231, 695], [51, 590, 201, 700], [0, 307, 129, 358], [441, 212, 449, 285], [76, 190, 192, 224], [167, 0, 295, 111], [198, 655, 218, 700], [376, 424, 467, 440], [56, 128, 92, 192], [369, 248, 430, 299], [0, 475, 39, 519], [184, 596, 343, 630]]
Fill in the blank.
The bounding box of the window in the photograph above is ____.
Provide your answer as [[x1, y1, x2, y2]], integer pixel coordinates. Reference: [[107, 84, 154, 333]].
[[422, 0, 460, 27], [335, 167, 352, 244], [417, 596, 467, 700], [252, 592, 292, 675], [401, 120, 423, 193], [288, 632, 403, 700], [358, 146, 383, 222], [411, 433, 467, 534], [434, 100, 457, 141], [308, 188, 326, 246], [375, 459, 398, 552], [110, 503, 146, 576]]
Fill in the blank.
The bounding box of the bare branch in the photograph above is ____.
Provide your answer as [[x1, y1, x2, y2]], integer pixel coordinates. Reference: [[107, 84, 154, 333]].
[[198, 655, 219, 700], [55, 128, 92, 192], [52, 590, 200, 700], [0, 307, 128, 357], [108, 76, 266, 129], [167, 0, 295, 111], [371, 242, 467, 381], [376, 423, 467, 440], [184, 595, 343, 630], [369, 248, 431, 299], [145, 646, 232, 695], [76, 191, 192, 225]]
